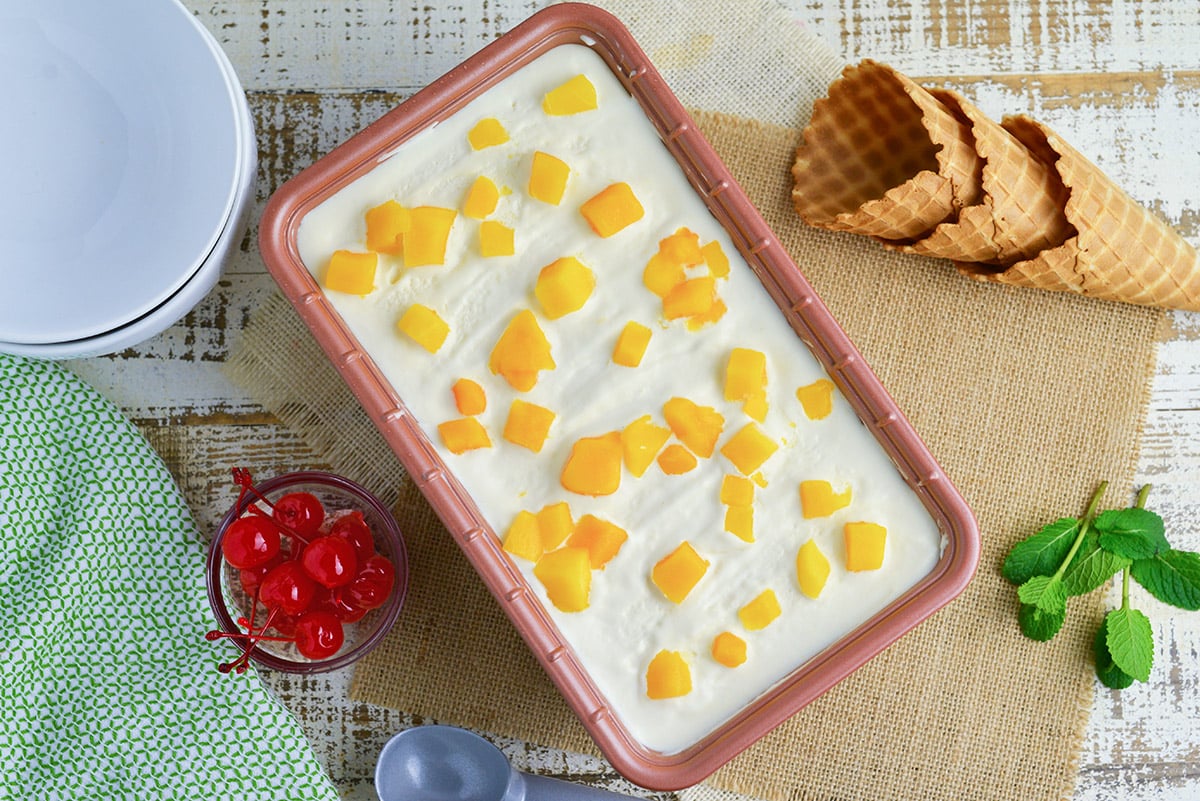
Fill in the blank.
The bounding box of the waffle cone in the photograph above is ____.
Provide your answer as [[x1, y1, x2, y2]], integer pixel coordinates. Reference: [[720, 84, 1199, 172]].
[[959, 116, 1200, 311], [791, 60, 983, 240], [881, 88, 1074, 264]]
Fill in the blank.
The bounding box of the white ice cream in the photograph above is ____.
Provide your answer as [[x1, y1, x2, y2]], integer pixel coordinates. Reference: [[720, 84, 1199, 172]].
[[296, 43, 943, 755]]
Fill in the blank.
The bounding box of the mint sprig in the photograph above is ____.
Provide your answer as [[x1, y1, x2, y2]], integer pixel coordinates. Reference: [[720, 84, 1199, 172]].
[[1003, 482, 1195, 689]]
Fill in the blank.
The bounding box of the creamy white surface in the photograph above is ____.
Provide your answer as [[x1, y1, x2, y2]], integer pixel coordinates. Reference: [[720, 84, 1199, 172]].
[[296, 43, 942, 755]]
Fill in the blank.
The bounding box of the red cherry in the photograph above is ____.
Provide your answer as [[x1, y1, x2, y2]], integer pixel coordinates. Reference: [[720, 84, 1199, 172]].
[[300, 535, 358, 589], [329, 511, 376, 564], [238, 551, 286, 596], [273, 492, 325, 538], [222, 516, 282, 569], [294, 611, 344, 659], [311, 586, 367, 623], [267, 609, 300, 637], [259, 560, 317, 616], [347, 554, 396, 610]]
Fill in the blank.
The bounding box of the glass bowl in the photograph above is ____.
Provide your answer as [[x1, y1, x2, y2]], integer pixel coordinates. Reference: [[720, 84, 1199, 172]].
[[205, 470, 408, 673]]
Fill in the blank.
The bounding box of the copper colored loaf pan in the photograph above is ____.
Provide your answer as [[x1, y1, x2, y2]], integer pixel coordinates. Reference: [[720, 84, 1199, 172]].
[[258, 2, 980, 791]]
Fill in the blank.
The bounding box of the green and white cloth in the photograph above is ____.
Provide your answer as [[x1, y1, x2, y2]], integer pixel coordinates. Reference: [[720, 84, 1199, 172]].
[[0, 354, 339, 800]]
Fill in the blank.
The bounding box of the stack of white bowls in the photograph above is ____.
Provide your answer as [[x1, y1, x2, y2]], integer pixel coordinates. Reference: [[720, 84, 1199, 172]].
[[0, 0, 256, 359]]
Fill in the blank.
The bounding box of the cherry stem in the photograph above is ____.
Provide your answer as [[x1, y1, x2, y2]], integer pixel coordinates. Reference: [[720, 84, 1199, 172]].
[[210, 586, 293, 675]]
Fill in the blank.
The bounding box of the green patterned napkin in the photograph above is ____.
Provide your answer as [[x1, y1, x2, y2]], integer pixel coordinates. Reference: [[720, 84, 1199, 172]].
[[0, 354, 338, 801]]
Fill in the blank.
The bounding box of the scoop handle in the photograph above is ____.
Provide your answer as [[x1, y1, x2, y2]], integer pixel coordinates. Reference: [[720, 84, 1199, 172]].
[[517, 772, 643, 801]]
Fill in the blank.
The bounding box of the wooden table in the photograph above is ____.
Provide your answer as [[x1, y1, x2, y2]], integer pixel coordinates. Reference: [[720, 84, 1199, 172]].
[[64, 2, 1199, 799]]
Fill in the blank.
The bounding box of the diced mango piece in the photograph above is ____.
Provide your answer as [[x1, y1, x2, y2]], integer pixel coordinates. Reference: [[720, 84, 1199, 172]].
[[738, 589, 781, 631], [528, 151, 570, 205], [844, 521, 887, 571], [621, 415, 671, 478], [724, 506, 754, 543], [503, 510, 543, 563], [451, 378, 486, 416], [489, 310, 555, 391], [642, 253, 687, 298], [580, 182, 644, 238], [752, 472, 768, 488], [437, 417, 491, 454], [405, 206, 457, 267], [659, 227, 703, 266], [711, 632, 747, 668], [799, 480, 852, 519], [662, 276, 715, 319], [702, 240, 730, 278], [657, 444, 698, 475], [542, 74, 598, 115], [324, 250, 378, 295], [646, 650, 691, 699], [536, 502, 575, 550], [651, 541, 709, 604], [725, 348, 767, 403], [561, 432, 623, 496], [795, 539, 831, 598], [535, 257, 595, 319], [503, 399, 556, 453], [397, 304, 450, 353], [462, 176, 500, 219], [612, 321, 652, 367], [479, 220, 515, 257], [662, 397, 724, 458], [567, 514, 628, 569], [720, 423, 779, 475], [468, 117, 509, 149], [743, 392, 768, 423], [720, 475, 755, 507], [686, 298, 727, 330], [533, 547, 592, 612], [364, 201, 410, 255], [796, 378, 836, 420]]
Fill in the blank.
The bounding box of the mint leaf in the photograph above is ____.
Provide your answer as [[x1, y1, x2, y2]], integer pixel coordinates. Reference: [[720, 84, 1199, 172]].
[[1062, 530, 1131, 596], [1095, 508, 1168, 560], [1104, 607, 1154, 682], [1018, 603, 1065, 641], [1002, 518, 1079, 584], [1094, 619, 1136, 689], [1130, 550, 1200, 611], [1017, 575, 1067, 614]]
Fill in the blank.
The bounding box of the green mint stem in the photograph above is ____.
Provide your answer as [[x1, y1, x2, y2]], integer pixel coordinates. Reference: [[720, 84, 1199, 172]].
[[1119, 484, 1150, 612], [1052, 480, 1109, 582]]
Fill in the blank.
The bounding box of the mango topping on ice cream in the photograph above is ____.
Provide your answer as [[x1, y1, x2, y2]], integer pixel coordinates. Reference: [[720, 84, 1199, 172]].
[[437, 417, 491, 454], [724, 348, 769, 422], [567, 514, 628, 569], [652, 541, 710, 604], [535, 257, 595, 319], [844, 522, 887, 571], [738, 589, 782, 631], [542, 74, 598, 116], [796, 378, 836, 420], [795, 539, 832, 598], [467, 117, 509, 149], [711, 632, 747, 668], [662, 397, 724, 459], [724, 506, 754, 543], [720, 423, 779, 475], [452, 378, 487, 415], [534, 546, 592, 612], [502, 399, 556, 453], [657, 444, 698, 475], [324, 250, 377, 295], [364, 200, 410, 255], [621, 415, 671, 478], [403, 206, 457, 267], [397, 303, 450, 353], [536, 501, 575, 550], [503, 510, 543, 563], [721, 474, 755, 507], [528, 151, 571, 205], [561, 432, 623, 496], [488, 310, 555, 391], [580, 182, 644, 237], [646, 650, 692, 699], [800, 479, 853, 518], [612, 321, 652, 367], [462, 176, 501, 219]]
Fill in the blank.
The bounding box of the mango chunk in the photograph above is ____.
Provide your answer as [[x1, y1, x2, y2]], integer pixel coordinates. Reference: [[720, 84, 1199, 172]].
[[742, 391, 768, 423], [580, 182, 644, 238], [738, 589, 781, 631], [534, 547, 592, 612], [662, 397, 724, 459], [659, 227, 703, 266], [621, 415, 671, 478], [711, 631, 747, 668], [720, 474, 755, 507], [567, 514, 628, 569], [844, 521, 887, 571], [535, 257, 595, 319], [502, 399, 556, 453], [642, 253, 687, 298], [796, 378, 836, 420], [405, 206, 457, 267], [686, 298, 727, 330], [462, 176, 500, 219], [542, 74, 598, 115], [529, 151, 570, 205], [468, 117, 509, 149], [479, 220, 515, 257], [437, 417, 491, 454], [724, 506, 754, 543], [657, 444, 698, 475], [720, 423, 779, 475], [536, 501, 575, 550], [561, 432, 623, 496], [795, 539, 831, 598], [799, 480, 852, 519], [702, 240, 730, 278], [489, 310, 555, 391], [451, 378, 486, 416], [662, 276, 715, 319], [612, 321, 652, 367], [364, 201, 410, 255], [397, 304, 450, 353], [725, 348, 767, 406], [646, 650, 692, 699], [503, 510, 543, 563], [651, 541, 709, 604], [324, 250, 377, 295]]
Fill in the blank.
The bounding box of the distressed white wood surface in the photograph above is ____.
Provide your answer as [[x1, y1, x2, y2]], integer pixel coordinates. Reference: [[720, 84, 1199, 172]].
[[62, 1, 1200, 799]]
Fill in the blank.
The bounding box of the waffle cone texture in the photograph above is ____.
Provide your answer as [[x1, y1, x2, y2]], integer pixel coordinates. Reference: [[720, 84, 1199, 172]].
[[792, 60, 1200, 311]]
